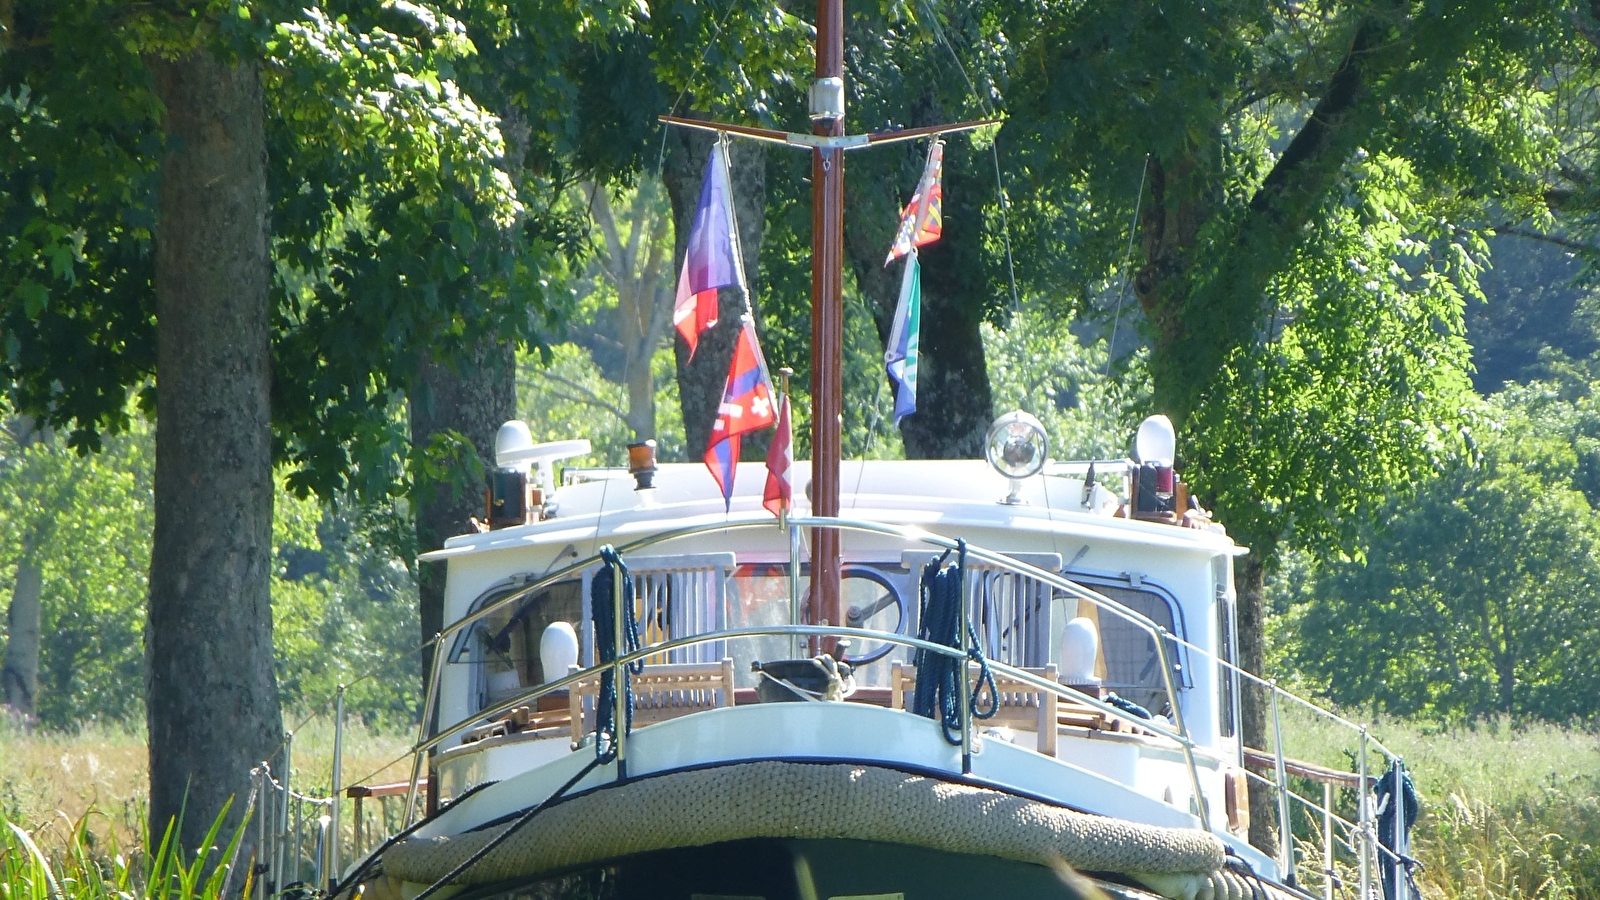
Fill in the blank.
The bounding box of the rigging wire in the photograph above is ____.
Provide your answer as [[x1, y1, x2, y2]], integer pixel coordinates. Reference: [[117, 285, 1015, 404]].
[[1104, 156, 1151, 381], [652, 0, 755, 184], [913, 0, 1019, 313]]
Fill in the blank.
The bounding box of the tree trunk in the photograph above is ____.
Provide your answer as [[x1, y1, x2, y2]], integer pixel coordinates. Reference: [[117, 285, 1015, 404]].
[[145, 49, 280, 856], [665, 128, 766, 459], [412, 341, 516, 689], [2, 552, 42, 718], [584, 180, 672, 443], [1235, 555, 1279, 854]]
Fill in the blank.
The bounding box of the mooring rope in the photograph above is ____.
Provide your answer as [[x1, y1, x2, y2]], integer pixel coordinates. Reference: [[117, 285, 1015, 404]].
[[591, 545, 642, 764], [911, 540, 997, 744]]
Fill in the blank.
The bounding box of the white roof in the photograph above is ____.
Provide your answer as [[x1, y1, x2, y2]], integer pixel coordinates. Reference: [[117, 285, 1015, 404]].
[[422, 459, 1242, 561]]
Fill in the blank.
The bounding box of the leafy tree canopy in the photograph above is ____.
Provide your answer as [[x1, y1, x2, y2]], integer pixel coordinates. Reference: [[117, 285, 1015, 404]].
[[0, 0, 635, 503], [1287, 376, 1600, 724]]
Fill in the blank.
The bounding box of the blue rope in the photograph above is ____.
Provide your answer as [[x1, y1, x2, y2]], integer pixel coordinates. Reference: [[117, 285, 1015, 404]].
[[1376, 763, 1421, 900], [911, 540, 997, 744], [591, 545, 642, 763]]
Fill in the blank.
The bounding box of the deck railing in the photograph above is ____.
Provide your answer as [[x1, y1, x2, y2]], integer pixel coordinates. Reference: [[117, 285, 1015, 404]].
[[260, 514, 1411, 900]]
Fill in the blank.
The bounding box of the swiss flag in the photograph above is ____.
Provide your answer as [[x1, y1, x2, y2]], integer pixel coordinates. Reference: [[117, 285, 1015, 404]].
[[704, 318, 776, 508], [763, 393, 793, 517]]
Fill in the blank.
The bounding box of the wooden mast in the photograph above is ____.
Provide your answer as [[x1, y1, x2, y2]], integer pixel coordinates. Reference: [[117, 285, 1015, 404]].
[[809, 0, 844, 645]]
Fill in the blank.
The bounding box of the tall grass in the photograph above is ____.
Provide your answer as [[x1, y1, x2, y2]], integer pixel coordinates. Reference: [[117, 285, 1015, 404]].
[[6, 709, 1597, 899], [1277, 705, 1600, 899], [1, 714, 413, 852]]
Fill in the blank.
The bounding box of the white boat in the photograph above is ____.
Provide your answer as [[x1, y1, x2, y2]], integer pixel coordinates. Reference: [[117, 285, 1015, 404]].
[[257, 411, 1419, 900], [249, 6, 1419, 895]]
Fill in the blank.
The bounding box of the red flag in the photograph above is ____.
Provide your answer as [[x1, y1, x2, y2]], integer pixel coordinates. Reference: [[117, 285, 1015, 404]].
[[763, 393, 793, 517], [704, 319, 776, 508]]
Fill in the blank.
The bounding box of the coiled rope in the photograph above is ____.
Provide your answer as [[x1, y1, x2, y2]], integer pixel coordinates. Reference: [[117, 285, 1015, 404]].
[[911, 540, 997, 743], [592, 545, 642, 763]]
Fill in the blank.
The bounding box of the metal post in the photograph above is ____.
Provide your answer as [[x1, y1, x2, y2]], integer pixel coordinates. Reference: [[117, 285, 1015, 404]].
[[612, 553, 628, 777], [256, 767, 268, 900], [957, 559, 973, 773], [313, 813, 327, 890], [1358, 729, 1371, 900], [404, 632, 446, 826], [276, 732, 292, 895], [1392, 756, 1407, 900], [1271, 683, 1295, 886], [808, 0, 845, 647], [1322, 781, 1335, 900], [293, 789, 305, 885], [1152, 629, 1211, 831], [328, 685, 345, 890], [789, 521, 804, 659]]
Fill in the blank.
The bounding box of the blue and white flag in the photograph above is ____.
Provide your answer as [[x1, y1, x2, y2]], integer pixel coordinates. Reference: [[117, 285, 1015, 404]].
[[884, 251, 921, 423]]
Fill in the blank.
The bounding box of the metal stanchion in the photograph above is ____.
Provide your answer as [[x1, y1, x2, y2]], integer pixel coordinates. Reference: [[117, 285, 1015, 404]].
[[328, 685, 345, 891], [1271, 683, 1295, 885]]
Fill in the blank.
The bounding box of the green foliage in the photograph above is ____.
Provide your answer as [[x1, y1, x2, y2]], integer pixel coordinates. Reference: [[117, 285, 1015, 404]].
[[984, 308, 1149, 460], [0, 421, 152, 727], [998, 0, 1573, 570], [1285, 382, 1600, 723], [0, 416, 420, 729], [0, 0, 587, 505], [1192, 152, 1481, 558], [270, 492, 422, 730], [518, 343, 686, 465]]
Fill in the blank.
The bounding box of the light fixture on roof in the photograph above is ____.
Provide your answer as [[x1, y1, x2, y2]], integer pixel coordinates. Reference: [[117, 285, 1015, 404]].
[[986, 410, 1048, 505], [1134, 414, 1176, 466], [1132, 414, 1178, 518]]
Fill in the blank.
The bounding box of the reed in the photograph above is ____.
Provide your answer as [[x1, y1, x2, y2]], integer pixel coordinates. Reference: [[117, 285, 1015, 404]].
[[1, 804, 247, 900]]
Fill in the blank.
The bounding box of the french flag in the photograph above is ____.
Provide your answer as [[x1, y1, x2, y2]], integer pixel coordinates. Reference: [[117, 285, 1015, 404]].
[[705, 318, 776, 508], [674, 140, 746, 358]]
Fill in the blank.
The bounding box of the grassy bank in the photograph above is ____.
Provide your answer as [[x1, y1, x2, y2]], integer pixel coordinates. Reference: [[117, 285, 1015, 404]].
[[0, 713, 413, 851]]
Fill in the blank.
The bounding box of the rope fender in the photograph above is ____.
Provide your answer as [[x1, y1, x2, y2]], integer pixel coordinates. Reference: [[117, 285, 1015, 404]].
[[381, 761, 1228, 890]]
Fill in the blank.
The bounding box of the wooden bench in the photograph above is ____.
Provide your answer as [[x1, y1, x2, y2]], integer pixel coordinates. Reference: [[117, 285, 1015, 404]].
[[890, 661, 1061, 755], [568, 658, 737, 743]]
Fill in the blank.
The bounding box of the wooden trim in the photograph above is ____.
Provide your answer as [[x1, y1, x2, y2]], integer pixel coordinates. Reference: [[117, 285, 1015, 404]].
[[1243, 747, 1362, 787]]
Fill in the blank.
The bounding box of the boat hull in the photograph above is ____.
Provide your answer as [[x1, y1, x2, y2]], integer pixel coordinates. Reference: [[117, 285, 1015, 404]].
[[427, 838, 1124, 900]]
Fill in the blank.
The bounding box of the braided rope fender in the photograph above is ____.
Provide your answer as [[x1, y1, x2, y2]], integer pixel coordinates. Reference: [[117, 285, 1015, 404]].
[[382, 761, 1244, 895]]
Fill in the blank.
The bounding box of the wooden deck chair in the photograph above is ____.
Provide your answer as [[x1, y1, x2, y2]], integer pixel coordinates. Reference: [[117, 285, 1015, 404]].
[[570, 658, 737, 743]]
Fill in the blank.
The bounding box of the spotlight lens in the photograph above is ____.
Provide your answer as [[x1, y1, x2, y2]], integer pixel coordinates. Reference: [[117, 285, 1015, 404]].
[[986, 411, 1049, 479]]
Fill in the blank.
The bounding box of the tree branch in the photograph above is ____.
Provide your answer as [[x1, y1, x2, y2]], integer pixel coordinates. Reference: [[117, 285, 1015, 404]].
[[1491, 225, 1597, 254], [522, 371, 628, 421]]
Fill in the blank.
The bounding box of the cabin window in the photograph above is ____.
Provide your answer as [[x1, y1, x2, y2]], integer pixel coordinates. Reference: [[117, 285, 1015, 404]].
[[1062, 576, 1186, 716], [1213, 555, 1240, 739], [452, 580, 583, 713], [1216, 591, 1236, 738]]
